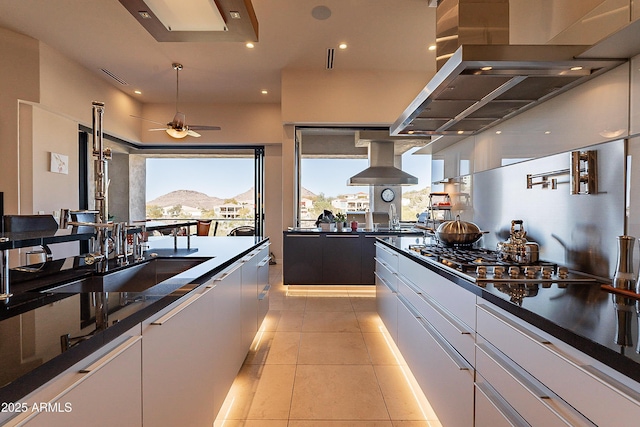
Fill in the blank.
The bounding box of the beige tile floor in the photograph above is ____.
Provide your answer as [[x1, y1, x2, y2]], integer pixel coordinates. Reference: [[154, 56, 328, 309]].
[[214, 265, 442, 427]]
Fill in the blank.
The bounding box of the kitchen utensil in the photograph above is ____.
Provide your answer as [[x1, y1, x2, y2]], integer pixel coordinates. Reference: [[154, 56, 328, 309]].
[[434, 215, 488, 246], [612, 235, 639, 292], [496, 220, 540, 264]]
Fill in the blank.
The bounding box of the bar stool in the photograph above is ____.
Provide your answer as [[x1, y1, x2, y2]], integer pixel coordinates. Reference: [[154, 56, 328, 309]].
[[196, 220, 212, 236]]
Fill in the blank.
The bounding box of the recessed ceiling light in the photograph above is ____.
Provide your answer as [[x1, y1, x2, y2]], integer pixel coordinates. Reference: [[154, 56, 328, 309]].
[[134, 90, 142, 95], [338, 43, 347, 50], [428, 45, 436, 51], [495, 130, 502, 134], [481, 66, 492, 71], [246, 42, 255, 48], [570, 66, 583, 71], [138, 11, 152, 19], [457, 130, 464, 134], [229, 11, 241, 19], [545, 131, 551, 134], [261, 90, 268, 94]]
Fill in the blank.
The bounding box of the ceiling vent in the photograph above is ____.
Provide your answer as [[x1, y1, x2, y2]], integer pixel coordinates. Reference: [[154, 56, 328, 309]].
[[100, 68, 128, 85], [326, 48, 335, 70]]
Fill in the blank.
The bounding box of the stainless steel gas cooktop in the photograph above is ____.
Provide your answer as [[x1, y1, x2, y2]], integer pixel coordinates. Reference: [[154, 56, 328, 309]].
[[407, 244, 597, 285]]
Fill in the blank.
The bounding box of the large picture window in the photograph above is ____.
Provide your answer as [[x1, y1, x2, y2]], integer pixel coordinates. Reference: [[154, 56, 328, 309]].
[[295, 127, 432, 227]]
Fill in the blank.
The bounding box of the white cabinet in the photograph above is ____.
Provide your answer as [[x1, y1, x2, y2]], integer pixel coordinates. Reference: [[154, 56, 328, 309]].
[[211, 261, 244, 417], [396, 299, 474, 427], [375, 245, 398, 340], [257, 245, 271, 328], [9, 331, 142, 427], [397, 271, 475, 365], [475, 335, 593, 427], [476, 302, 639, 427], [241, 249, 259, 352], [475, 374, 529, 427], [142, 285, 217, 427]]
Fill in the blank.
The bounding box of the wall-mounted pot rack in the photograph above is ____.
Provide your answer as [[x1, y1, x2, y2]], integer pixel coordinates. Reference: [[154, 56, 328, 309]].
[[526, 150, 598, 195]]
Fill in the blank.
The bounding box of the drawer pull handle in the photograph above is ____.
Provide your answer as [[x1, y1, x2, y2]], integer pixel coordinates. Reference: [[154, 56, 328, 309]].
[[400, 274, 472, 335], [375, 243, 398, 257], [213, 262, 243, 281], [477, 303, 550, 344], [374, 272, 396, 294], [398, 295, 471, 372], [151, 294, 203, 325], [478, 303, 640, 407], [477, 342, 549, 399], [80, 336, 141, 373], [475, 381, 530, 427]]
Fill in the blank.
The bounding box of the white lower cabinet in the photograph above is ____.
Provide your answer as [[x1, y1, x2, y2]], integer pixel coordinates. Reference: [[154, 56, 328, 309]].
[[211, 261, 244, 417], [475, 336, 594, 427], [10, 330, 142, 427], [375, 262, 398, 341], [396, 299, 474, 427], [4, 245, 269, 427], [241, 250, 259, 352], [476, 302, 638, 427], [475, 374, 529, 427], [142, 285, 217, 427], [376, 245, 640, 427], [257, 246, 271, 327]]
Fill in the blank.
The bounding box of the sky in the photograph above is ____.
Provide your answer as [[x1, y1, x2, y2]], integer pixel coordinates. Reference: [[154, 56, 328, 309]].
[[145, 149, 432, 201]]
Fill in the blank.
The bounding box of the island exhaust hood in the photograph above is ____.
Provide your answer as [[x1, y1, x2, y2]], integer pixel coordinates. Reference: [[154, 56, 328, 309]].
[[390, 0, 626, 137], [347, 139, 419, 186]]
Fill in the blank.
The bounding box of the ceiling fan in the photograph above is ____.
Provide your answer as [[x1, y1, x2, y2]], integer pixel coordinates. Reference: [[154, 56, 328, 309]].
[[132, 63, 221, 138]]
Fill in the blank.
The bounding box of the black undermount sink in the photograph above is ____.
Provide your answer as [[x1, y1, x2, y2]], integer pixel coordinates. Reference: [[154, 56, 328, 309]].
[[42, 257, 208, 293]]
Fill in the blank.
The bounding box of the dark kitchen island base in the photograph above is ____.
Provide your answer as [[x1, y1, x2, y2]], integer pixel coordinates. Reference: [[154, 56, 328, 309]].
[[283, 229, 422, 285]]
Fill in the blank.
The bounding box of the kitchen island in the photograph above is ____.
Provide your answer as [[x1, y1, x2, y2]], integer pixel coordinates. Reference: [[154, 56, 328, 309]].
[[376, 236, 640, 427], [0, 234, 269, 427], [283, 228, 423, 285]]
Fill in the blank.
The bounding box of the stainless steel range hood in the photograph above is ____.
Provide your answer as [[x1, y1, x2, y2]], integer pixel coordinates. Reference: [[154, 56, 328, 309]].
[[347, 140, 418, 186], [390, 0, 626, 137]]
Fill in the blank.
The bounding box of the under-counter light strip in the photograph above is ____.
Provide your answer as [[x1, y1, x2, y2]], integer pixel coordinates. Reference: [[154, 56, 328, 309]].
[[378, 323, 434, 422]]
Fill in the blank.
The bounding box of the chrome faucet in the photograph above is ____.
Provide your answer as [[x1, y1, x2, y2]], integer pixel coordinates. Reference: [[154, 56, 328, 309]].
[[389, 203, 400, 231]]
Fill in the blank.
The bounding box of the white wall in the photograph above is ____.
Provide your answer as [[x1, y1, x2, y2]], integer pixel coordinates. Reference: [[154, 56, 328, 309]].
[[281, 69, 432, 125], [0, 27, 39, 214], [139, 103, 282, 144]]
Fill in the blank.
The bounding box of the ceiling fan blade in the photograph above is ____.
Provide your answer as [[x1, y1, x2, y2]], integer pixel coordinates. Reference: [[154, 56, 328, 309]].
[[187, 130, 202, 137], [148, 128, 168, 131], [188, 125, 222, 131], [130, 115, 166, 126]]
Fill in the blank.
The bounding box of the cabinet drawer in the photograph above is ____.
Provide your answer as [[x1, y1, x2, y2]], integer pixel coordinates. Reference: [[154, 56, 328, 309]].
[[375, 243, 399, 271], [397, 273, 475, 365], [477, 303, 640, 427], [397, 299, 474, 427], [375, 272, 398, 341], [476, 336, 594, 427], [375, 258, 397, 291], [398, 255, 476, 330], [475, 374, 529, 427]]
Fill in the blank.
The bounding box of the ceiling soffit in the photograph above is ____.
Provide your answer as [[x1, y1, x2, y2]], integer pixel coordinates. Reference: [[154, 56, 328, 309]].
[[118, 0, 258, 42]]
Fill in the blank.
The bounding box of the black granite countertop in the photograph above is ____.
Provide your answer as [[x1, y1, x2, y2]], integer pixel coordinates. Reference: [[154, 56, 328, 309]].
[[284, 227, 423, 235], [0, 235, 267, 404], [376, 236, 640, 384]]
